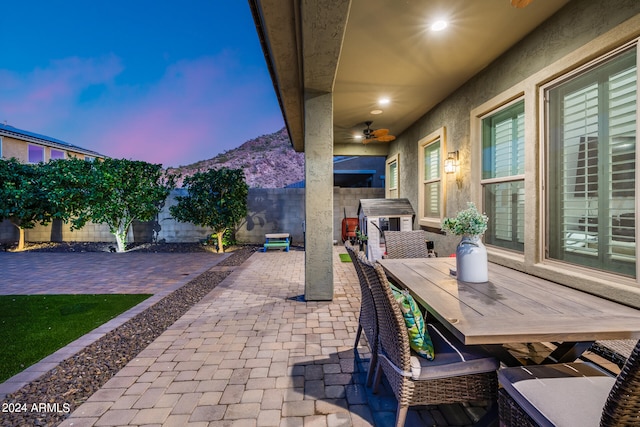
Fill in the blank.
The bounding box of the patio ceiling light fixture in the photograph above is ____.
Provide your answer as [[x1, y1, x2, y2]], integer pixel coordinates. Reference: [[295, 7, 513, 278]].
[[444, 150, 459, 174], [431, 20, 448, 32]]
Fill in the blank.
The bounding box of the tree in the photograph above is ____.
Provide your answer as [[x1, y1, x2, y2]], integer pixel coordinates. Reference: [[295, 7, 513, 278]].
[[85, 158, 176, 252], [40, 158, 94, 229], [170, 167, 248, 253], [0, 158, 53, 250]]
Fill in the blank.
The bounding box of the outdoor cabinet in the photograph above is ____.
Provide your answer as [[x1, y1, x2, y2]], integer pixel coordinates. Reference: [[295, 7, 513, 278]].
[[357, 198, 415, 261]]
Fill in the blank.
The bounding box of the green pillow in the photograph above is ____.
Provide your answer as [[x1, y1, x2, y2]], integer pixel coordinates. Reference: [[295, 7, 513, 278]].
[[389, 283, 435, 360]]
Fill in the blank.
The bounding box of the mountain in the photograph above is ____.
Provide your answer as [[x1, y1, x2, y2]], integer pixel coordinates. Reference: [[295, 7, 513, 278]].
[[168, 127, 305, 188]]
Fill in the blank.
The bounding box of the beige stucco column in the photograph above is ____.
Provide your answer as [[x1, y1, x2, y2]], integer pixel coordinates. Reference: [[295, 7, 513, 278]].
[[304, 90, 334, 301]]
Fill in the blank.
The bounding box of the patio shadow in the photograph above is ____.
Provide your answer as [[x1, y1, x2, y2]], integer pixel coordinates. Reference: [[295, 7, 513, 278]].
[[291, 348, 492, 426]]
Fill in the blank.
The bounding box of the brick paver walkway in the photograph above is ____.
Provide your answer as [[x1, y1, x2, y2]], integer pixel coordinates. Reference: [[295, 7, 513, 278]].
[[0, 252, 225, 295], [0, 251, 227, 399], [54, 248, 490, 427]]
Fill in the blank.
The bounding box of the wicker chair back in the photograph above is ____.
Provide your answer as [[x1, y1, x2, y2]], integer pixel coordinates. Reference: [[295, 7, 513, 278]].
[[601, 339, 640, 426], [384, 230, 430, 259], [344, 241, 379, 386]]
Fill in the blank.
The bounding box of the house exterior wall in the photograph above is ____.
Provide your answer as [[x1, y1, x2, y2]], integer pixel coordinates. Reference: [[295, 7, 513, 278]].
[[0, 132, 101, 163], [389, 0, 640, 304], [2, 136, 27, 160], [0, 187, 384, 246]]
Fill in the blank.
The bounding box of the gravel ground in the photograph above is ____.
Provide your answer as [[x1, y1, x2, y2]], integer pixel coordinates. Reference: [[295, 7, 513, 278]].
[[3, 241, 220, 253], [1, 243, 258, 427]]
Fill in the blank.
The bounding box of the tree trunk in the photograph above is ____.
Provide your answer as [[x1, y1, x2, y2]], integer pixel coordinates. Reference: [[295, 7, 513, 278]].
[[113, 220, 131, 252], [9, 220, 25, 251], [18, 228, 25, 251], [217, 232, 225, 253], [115, 232, 127, 253]]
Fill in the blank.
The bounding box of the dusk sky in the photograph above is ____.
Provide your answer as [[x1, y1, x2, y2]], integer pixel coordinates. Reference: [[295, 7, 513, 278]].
[[0, 1, 284, 168]]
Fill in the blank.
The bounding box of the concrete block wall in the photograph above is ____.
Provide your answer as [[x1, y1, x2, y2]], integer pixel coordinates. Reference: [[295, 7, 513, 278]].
[[333, 187, 385, 242], [155, 188, 212, 243], [236, 188, 306, 246], [0, 187, 384, 246], [1, 218, 120, 244]]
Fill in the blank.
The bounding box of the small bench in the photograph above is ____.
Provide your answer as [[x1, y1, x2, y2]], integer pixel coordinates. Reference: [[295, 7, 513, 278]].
[[262, 233, 290, 252]]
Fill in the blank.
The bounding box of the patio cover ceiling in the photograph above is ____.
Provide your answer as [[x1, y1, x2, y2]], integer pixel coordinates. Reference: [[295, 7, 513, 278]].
[[249, 0, 570, 154]]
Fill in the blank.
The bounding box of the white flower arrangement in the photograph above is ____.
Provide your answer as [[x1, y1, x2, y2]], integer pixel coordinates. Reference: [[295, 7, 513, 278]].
[[442, 202, 488, 237]]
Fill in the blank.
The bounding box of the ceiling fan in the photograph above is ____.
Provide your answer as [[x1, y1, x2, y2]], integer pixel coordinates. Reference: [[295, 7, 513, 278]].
[[362, 121, 396, 144]]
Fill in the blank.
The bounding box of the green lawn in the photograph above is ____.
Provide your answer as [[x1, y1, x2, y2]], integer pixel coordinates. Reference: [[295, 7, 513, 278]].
[[0, 294, 151, 382]]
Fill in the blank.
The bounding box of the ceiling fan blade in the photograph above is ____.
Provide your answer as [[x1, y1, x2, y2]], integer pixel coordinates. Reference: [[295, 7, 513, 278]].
[[511, 0, 533, 8], [362, 137, 377, 144], [376, 134, 396, 143], [372, 128, 389, 137]]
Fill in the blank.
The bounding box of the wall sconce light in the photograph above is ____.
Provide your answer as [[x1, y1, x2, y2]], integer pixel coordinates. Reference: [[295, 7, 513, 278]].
[[444, 150, 459, 174]]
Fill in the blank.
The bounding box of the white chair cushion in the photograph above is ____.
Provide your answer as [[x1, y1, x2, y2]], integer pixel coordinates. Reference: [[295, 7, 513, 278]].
[[499, 363, 615, 427]]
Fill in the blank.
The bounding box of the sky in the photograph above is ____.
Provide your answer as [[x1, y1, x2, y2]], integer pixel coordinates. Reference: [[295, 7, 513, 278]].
[[0, 1, 284, 168]]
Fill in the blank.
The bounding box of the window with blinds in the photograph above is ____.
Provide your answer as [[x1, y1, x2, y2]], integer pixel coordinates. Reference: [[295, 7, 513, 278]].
[[547, 47, 637, 277], [387, 156, 398, 198], [422, 139, 441, 218], [481, 100, 525, 251]]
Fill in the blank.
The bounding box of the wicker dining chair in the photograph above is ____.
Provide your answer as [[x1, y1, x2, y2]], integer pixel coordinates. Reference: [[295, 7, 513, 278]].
[[355, 254, 499, 427], [383, 230, 430, 259], [498, 339, 640, 427], [344, 241, 379, 386]]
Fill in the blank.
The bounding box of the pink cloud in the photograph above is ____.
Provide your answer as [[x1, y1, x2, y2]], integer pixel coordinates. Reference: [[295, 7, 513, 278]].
[[81, 55, 283, 167], [0, 53, 283, 168]]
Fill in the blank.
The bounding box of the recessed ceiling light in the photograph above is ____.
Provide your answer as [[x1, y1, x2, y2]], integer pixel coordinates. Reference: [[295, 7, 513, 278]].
[[378, 97, 390, 106], [370, 109, 383, 115], [431, 20, 448, 32]]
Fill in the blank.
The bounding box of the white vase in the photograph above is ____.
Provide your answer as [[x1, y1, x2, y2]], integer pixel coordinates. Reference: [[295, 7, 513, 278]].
[[456, 235, 488, 283]]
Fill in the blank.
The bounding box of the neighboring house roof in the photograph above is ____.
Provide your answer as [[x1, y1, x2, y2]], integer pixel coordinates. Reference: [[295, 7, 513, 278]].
[[0, 124, 104, 158]]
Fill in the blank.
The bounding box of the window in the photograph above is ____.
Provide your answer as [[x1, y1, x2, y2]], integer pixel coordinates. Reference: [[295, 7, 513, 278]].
[[50, 149, 65, 160], [546, 46, 636, 277], [28, 145, 44, 163], [85, 156, 95, 162], [481, 100, 525, 251], [0, 136, 3, 158], [386, 154, 399, 198], [418, 128, 445, 227]]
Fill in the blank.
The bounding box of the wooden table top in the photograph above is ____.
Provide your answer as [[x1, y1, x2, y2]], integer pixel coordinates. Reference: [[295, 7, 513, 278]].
[[378, 258, 640, 346]]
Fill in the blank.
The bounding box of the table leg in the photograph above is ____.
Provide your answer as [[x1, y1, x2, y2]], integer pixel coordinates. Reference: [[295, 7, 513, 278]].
[[481, 345, 524, 367], [542, 341, 594, 364]]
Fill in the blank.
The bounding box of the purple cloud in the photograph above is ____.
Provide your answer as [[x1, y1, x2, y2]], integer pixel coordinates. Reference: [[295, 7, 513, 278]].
[[0, 52, 283, 167]]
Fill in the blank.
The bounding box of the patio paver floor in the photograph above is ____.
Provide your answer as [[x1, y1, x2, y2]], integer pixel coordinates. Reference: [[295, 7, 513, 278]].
[[1, 248, 493, 426]]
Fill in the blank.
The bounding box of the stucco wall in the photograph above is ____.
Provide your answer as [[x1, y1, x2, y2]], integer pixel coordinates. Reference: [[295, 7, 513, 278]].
[[389, 0, 640, 258], [0, 187, 384, 246]]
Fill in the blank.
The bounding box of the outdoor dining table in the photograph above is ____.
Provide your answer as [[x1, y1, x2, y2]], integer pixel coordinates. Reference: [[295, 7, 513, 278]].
[[378, 257, 640, 366]]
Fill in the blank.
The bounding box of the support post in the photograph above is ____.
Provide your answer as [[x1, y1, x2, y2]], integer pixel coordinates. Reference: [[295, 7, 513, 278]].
[[304, 91, 334, 301]]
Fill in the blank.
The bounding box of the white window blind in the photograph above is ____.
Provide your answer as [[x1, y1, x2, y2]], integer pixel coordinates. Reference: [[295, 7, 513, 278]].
[[482, 100, 525, 251], [423, 140, 440, 218], [389, 160, 398, 198], [548, 47, 636, 277]]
